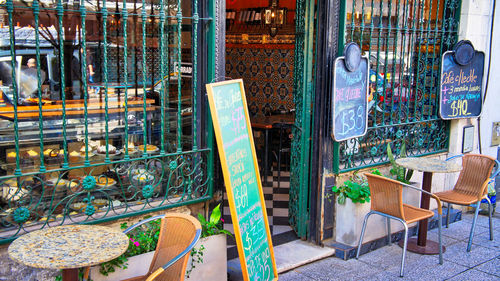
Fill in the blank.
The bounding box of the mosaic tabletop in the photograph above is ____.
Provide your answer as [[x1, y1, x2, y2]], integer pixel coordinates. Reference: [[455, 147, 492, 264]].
[[396, 157, 462, 174], [8, 224, 128, 269]]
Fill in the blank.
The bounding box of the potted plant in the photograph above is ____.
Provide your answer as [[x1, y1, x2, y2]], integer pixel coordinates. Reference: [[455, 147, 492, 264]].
[[331, 170, 372, 205], [332, 169, 372, 246], [90, 217, 161, 281], [186, 203, 232, 281], [332, 168, 405, 247], [89, 204, 231, 281]]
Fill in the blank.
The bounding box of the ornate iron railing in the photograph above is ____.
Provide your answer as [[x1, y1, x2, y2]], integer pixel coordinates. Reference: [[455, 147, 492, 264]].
[[336, 0, 461, 172], [0, 0, 214, 243]]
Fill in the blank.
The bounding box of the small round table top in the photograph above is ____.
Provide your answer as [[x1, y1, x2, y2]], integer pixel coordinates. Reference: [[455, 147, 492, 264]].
[[395, 157, 462, 173], [8, 224, 129, 270]]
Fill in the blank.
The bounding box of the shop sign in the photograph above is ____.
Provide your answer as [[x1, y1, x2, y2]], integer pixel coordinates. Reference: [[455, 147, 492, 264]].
[[332, 42, 369, 142], [439, 40, 484, 119], [206, 79, 278, 281]]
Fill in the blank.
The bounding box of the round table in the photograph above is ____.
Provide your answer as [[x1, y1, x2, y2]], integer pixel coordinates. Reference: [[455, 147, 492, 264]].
[[8, 224, 129, 281], [396, 157, 462, 254]]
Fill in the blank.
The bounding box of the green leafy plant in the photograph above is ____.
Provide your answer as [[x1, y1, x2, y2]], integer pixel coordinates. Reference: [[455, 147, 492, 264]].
[[331, 169, 380, 204], [197, 203, 233, 238], [387, 141, 413, 184], [98, 204, 233, 278], [99, 216, 161, 276]]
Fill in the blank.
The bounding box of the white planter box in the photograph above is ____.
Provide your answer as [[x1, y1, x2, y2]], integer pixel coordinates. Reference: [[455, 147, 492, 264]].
[[186, 234, 227, 281], [90, 251, 154, 281], [90, 234, 227, 281], [335, 200, 406, 247]]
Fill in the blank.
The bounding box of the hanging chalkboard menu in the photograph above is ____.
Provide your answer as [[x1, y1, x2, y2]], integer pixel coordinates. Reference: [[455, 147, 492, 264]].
[[331, 43, 369, 141], [206, 79, 278, 281], [439, 41, 484, 119]]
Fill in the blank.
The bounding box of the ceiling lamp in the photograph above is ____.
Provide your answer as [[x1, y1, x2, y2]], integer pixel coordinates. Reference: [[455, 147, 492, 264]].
[[264, 0, 286, 37]]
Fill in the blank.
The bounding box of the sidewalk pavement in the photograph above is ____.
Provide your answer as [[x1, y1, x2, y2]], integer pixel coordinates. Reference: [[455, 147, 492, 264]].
[[279, 209, 500, 281]]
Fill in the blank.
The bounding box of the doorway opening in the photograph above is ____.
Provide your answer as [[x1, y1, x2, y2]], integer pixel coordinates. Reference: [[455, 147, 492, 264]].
[[221, 0, 315, 258]]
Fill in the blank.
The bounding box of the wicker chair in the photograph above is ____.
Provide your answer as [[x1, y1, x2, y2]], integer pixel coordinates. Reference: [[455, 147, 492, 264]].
[[356, 174, 443, 277], [120, 213, 202, 281], [435, 154, 499, 252]]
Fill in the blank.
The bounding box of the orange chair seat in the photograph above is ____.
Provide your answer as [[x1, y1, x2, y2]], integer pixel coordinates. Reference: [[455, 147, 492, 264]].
[[434, 190, 484, 206], [403, 204, 434, 224]]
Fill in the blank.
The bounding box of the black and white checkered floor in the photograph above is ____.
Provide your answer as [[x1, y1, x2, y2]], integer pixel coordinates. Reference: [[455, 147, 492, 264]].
[[223, 170, 298, 259]]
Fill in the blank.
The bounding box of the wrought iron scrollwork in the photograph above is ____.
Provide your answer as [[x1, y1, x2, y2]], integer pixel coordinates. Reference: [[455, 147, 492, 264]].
[[0, 151, 209, 241]]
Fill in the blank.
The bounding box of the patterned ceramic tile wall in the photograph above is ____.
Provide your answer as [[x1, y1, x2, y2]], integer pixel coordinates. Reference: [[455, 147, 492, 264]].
[[226, 44, 295, 117]]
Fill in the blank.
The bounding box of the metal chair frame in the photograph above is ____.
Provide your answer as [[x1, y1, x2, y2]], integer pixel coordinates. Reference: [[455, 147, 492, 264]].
[[443, 155, 500, 252], [356, 177, 443, 277]]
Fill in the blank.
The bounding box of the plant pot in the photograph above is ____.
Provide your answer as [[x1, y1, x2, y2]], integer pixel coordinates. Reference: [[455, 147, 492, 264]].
[[335, 199, 372, 247], [90, 251, 155, 281], [89, 234, 228, 281], [186, 233, 227, 281], [335, 199, 407, 247]]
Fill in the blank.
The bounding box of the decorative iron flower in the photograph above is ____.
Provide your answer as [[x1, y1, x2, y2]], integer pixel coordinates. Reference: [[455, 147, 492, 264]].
[[84, 204, 96, 216], [13, 207, 30, 224], [142, 185, 154, 199], [82, 176, 96, 191], [169, 160, 178, 170]]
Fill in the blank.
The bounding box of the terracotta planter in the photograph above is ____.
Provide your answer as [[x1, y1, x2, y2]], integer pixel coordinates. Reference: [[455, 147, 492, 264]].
[[90, 234, 227, 281]]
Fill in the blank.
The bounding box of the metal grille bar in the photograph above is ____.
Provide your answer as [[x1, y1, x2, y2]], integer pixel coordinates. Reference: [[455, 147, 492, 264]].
[[337, 0, 461, 172], [0, 0, 213, 243]]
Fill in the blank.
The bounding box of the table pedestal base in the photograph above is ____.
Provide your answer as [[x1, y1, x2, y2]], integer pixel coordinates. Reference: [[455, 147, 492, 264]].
[[62, 268, 78, 281], [398, 238, 446, 255]]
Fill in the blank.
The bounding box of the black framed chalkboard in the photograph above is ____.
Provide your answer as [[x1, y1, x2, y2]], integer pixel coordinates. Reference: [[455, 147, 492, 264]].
[[331, 52, 369, 141], [206, 79, 278, 281], [439, 47, 484, 119]]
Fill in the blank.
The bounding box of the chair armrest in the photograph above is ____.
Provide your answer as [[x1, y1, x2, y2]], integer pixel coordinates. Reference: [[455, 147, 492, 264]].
[[123, 215, 166, 234], [490, 160, 500, 179], [146, 268, 164, 281], [400, 182, 442, 215], [445, 154, 463, 161], [144, 229, 202, 281]]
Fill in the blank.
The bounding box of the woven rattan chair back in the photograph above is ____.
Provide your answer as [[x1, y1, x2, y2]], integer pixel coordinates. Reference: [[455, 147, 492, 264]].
[[454, 154, 496, 200], [146, 213, 202, 281], [366, 174, 405, 221]]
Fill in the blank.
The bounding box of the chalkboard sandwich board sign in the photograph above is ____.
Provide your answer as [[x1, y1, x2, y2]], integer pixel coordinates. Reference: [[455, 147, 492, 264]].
[[331, 42, 369, 142], [206, 79, 278, 281], [439, 40, 484, 120]]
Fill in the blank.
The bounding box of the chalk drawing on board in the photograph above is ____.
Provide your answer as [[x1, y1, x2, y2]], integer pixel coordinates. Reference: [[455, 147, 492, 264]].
[[331, 54, 369, 142], [206, 79, 278, 281], [439, 48, 484, 120]]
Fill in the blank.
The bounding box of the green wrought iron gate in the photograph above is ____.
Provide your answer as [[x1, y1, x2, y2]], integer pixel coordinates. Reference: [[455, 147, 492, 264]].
[[289, 0, 316, 238], [0, 0, 221, 243]]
